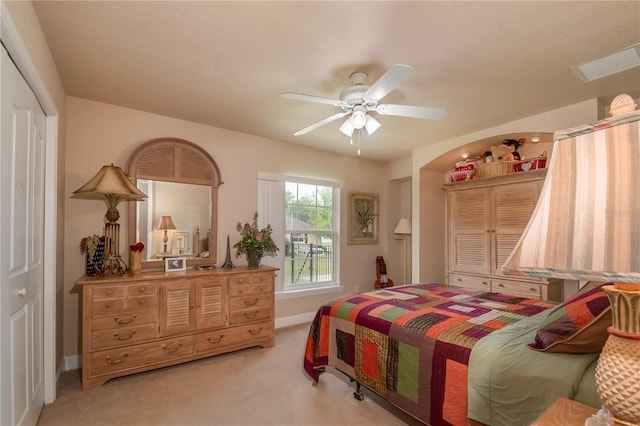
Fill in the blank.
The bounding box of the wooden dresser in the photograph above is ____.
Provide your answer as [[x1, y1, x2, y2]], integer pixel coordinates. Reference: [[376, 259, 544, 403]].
[[75, 266, 277, 389], [443, 169, 562, 301]]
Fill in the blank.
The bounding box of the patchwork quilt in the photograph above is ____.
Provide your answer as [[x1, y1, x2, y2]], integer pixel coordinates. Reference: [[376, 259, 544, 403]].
[[303, 283, 555, 426]]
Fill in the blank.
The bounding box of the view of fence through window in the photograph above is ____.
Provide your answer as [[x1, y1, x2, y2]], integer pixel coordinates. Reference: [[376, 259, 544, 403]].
[[284, 182, 334, 287]]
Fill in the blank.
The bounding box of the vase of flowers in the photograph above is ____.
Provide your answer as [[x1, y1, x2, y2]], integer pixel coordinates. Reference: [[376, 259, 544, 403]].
[[233, 212, 279, 268], [128, 242, 144, 275], [79, 234, 105, 276]]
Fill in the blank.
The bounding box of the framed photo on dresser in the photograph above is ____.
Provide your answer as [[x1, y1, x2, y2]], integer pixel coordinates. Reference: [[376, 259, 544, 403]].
[[165, 257, 187, 272]]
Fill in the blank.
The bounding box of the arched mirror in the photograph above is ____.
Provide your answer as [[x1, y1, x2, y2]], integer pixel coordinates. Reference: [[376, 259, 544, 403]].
[[127, 138, 222, 269]]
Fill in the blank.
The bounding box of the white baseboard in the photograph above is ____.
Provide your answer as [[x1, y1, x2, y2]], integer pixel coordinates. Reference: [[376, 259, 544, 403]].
[[275, 312, 315, 328], [61, 313, 315, 371], [64, 354, 81, 371]]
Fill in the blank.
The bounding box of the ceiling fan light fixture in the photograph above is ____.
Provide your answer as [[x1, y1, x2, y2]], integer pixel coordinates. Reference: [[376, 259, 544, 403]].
[[351, 110, 367, 129], [339, 118, 354, 137], [364, 115, 381, 135]]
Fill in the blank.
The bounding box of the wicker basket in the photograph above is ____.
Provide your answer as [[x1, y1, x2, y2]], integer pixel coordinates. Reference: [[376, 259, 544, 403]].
[[475, 161, 516, 178]]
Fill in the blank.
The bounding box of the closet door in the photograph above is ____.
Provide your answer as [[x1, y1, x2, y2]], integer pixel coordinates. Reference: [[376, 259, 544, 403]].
[[1, 45, 46, 426], [448, 187, 491, 274]]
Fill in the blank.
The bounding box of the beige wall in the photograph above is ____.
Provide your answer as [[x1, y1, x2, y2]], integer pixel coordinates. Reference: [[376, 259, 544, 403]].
[[4, 0, 68, 374], [63, 96, 394, 359]]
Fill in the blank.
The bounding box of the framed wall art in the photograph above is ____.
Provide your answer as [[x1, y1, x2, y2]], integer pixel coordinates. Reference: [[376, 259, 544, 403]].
[[348, 191, 379, 245]]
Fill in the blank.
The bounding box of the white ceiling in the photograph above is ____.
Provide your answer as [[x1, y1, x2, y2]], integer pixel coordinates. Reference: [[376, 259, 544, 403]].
[[32, 1, 640, 162]]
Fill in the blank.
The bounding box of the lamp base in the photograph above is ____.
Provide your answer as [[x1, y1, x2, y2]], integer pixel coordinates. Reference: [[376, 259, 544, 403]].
[[99, 255, 128, 277], [595, 286, 640, 425]]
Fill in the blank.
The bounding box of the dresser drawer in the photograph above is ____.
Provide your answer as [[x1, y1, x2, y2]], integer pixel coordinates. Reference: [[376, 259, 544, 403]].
[[91, 310, 158, 331], [91, 323, 158, 350], [124, 294, 157, 311], [91, 294, 157, 315], [195, 321, 272, 353], [250, 272, 273, 287], [228, 283, 252, 298], [229, 294, 272, 311], [228, 273, 273, 297], [91, 286, 126, 300], [228, 274, 252, 287], [90, 336, 194, 376], [229, 306, 271, 326], [492, 279, 542, 299], [228, 282, 274, 297], [449, 273, 491, 291], [91, 298, 126, 315], [127, 282, 158, 296]]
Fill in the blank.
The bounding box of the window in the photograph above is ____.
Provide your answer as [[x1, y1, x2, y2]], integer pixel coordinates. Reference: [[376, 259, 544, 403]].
[[258, 174, 341, 297]]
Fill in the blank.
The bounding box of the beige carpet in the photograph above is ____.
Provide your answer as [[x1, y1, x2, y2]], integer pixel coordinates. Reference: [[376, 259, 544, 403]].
[[37, 323, 421, 426]]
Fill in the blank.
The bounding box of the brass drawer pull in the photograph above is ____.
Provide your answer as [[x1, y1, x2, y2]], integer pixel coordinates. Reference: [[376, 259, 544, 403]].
[[207, 335, 223, 344], [106, 290, 113, 296], [244, 298, 259, 307], [249, 327, 263, 336], [114, 330, 136, 340], [114, 314, 136, 324], [106, 353, 128, 364], [244, 311, 258, 319], [163, 342, 183, 353], [138, 287, 146, 293]]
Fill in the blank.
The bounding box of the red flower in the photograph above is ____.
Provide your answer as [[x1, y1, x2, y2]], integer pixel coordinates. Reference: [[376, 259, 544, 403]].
[[129, 242, 145, 253]]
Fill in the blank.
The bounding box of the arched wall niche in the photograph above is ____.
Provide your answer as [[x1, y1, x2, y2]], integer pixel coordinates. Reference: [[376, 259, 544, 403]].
[[127, 137, 223, 269], [417, 132, 555, 283]]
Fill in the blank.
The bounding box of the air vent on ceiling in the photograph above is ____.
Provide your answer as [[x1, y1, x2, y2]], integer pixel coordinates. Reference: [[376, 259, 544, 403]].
[[571, 43, 640, 82]]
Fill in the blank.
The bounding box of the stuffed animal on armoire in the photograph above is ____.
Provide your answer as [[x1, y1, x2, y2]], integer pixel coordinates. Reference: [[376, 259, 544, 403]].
[[502, 138, 525, 160], [490, 144, 516, 162]]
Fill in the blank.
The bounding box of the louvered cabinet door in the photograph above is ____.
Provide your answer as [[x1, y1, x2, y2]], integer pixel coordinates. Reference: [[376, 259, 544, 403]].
[[448, 187, 491, 274], [160, 279, 196, 336], [195, 276, 227, 330], [491, 180, 542, 276]]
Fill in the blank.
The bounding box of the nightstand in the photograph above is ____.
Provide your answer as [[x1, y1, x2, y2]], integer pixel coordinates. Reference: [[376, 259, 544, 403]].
[[532, 398, 621, 426]]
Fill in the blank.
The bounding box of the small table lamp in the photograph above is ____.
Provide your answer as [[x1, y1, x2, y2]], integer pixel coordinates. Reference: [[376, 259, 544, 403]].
[[157, 214, 176, 254], [72, 164, 147, 276], [394, 218, 412, 285]]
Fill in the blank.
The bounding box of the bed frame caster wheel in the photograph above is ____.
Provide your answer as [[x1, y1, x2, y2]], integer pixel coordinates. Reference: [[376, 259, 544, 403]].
[[353, 382, 364, 401]]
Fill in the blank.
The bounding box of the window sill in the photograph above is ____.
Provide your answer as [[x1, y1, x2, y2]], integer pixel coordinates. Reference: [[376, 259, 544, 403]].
[[275, 284, 344, 300]]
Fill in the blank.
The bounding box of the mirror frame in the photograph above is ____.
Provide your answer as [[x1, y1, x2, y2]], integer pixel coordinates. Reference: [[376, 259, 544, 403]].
[[126, 138, 223, 269]]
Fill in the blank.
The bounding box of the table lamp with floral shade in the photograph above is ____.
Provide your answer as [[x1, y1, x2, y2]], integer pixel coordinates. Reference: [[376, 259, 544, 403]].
[[503, 100, 640, 425]]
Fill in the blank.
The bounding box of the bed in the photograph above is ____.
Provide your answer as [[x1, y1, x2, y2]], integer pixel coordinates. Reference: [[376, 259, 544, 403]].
[[303, 283, 607, 426]]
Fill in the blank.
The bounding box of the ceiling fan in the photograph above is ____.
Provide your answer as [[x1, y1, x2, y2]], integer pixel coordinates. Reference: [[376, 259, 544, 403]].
[[280, 64, 446, 137]]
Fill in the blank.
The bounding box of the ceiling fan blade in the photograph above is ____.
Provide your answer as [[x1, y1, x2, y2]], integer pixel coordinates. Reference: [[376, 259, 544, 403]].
[[281, 92, 342, 107], [364, 64, 416, 102], [293, 111, 350, 136], [376, 103, 446, 120]]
